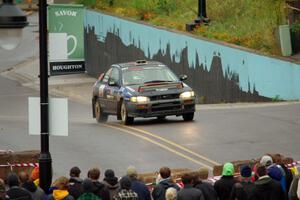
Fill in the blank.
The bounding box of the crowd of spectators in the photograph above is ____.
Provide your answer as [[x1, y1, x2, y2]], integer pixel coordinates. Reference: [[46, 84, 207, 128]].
[[0, 154, 300, 200]]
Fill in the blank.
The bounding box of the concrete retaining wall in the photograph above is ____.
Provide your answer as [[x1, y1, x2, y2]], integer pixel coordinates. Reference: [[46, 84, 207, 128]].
[[84, 10, 300, 103]]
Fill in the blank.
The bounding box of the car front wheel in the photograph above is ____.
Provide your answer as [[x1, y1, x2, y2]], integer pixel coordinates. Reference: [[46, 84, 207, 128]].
[[121, 101, 134, 125], [183, 112, 194, 121], [95, 100, 108, 123]]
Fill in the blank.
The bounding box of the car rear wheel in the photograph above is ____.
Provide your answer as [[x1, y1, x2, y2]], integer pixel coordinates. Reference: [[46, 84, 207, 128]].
[[183, 112, 194, 121], [95, 100, 108, 123], [121, 101, 134, 125]]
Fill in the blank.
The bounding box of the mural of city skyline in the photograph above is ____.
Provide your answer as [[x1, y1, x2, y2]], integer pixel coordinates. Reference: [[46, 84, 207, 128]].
[[84, 26, 271, 103]]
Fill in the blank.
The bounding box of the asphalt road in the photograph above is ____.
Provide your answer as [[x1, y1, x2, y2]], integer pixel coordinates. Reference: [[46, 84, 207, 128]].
[[1, 12, 300, 180], [1, 75, 300, 179]]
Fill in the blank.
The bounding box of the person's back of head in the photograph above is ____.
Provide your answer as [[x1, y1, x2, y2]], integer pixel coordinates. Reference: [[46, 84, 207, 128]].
[[256, 165, 267, 178], [222, 162, 234, 176], [181, 173, 193, 185], [260, 155, 273, 167], [7, 172, 19, 188], [159, 167, 171, 179], [88, 168, 100, 181], [119, 176, 131, 190], [126, 166, 138, 179], [54, 176, 69, 190], [165, 187, 177, 200], [70, 166, 81, 178], [240, 165, 252, 179], [18, 171, 29, 185]]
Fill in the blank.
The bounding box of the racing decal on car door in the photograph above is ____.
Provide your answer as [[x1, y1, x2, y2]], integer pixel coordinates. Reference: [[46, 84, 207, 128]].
[[98, 84, 105, 97]]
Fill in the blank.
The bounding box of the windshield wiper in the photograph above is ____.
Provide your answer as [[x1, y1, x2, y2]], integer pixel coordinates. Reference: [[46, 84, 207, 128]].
[[144, 80, 171, 84]]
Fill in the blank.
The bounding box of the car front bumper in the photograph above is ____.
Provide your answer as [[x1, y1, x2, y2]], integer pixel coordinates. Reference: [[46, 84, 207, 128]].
[[126, 98, 195, 118]]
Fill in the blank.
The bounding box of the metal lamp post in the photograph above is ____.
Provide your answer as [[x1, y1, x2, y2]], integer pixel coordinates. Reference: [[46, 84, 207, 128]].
[[38, 0, 52, 193], [186, 0, 209, 32], [0, 0, 52, 192]]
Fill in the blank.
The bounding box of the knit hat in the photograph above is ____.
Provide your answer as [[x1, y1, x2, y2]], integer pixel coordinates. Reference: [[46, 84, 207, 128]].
[[260, 155, 273, 167], [120, 176, 131, 190], [7, 173, 19, 187], [240, 165, 252, 178], [82, 178, 95, 193], [126, 166, 137, 177], [104, 169, 115, 179], [267, 165, 282, 181], [222, 163, 234, 176]]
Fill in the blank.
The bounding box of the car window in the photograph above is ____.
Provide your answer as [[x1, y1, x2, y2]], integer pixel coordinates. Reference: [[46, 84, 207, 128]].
[[122, 65, 178, 86], [110, 68, 120, 82], [102, 68, 112, 83]]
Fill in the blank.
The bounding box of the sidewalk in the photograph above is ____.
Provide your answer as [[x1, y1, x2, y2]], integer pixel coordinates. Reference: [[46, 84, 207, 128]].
[[1, 58, 299, 109], [0, 58, 96, 105]]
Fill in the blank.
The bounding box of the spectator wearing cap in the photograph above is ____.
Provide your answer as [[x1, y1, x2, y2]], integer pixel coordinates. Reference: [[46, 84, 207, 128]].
[[192, 171, 217, 200], [6, 172, 33, 200], [68, 167, 83, 199], [229, 164, 254, 200], [248, 165, 284, 200], [260, 155, 287, 194], [0, 178, 8, 200], [214, 162, 236, 200], [18, 171, 45, 200], [88, 168, 110, 200], [177, 173, 205, 200], [152, 167, 180, 200], [48, 176, 74, 200], [77, 179, 100, 200], [113, 176, 138, 200], [126, 166, 150, 200], [102, 169, 120, 200]]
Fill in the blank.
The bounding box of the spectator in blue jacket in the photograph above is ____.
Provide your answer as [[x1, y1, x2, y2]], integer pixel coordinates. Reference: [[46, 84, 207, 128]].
[[126, 166, 151, 200]]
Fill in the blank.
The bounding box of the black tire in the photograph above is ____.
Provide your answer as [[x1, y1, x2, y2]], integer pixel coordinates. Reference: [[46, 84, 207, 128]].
[[94, 100, 108, 123], [121, 101, 134, 125], [183, 112, 194, 121]]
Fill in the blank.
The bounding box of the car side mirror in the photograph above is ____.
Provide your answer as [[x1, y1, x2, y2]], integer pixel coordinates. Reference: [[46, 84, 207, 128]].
[[179, 74, 188, 81], [108, 80, 119, 87]]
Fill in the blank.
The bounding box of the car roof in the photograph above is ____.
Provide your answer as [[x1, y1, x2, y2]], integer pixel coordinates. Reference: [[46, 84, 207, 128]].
[[113, 60, 166, 68]]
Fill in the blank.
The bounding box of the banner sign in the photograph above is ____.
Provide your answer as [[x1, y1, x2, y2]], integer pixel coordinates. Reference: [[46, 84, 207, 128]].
[[49, 61, 85, 75], [48, 4, 85, 75]]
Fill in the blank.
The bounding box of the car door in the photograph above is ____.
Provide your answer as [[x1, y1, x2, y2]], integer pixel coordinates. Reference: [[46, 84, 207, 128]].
[[98, 68, 112, 112], [105, 67, 120, 114]]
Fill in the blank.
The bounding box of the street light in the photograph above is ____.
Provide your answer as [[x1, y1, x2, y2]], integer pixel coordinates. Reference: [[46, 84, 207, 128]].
[[0, 0, 28, 50], [0, 0, 52, 193], [38, 0, 52, 193]]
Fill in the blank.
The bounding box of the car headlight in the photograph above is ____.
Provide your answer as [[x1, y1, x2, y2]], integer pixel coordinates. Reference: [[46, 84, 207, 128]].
[[180, 91, 195, 99], [130, 96, 150, 103]]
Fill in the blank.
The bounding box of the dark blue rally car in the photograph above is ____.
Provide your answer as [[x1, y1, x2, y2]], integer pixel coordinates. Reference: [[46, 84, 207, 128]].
[[92, 60, 195, 124]]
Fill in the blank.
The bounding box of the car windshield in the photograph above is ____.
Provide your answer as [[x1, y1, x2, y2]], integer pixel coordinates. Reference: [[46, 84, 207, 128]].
[[122, 65, 179, 86]]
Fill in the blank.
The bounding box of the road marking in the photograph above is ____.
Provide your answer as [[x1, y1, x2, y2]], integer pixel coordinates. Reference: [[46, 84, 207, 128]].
[[115, 124, 220, 166], [103, 123, 214, 170]]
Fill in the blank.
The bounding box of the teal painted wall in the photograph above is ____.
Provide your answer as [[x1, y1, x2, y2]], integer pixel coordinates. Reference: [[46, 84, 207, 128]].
[[85, 10, 300, 101]]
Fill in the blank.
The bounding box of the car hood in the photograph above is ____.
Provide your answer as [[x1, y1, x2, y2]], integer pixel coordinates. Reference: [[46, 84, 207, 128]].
[[124, 81, 191, 95]]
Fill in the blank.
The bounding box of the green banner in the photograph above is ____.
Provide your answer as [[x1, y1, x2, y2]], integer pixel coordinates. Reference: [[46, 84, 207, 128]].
[[48, 4, 84, 61]]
